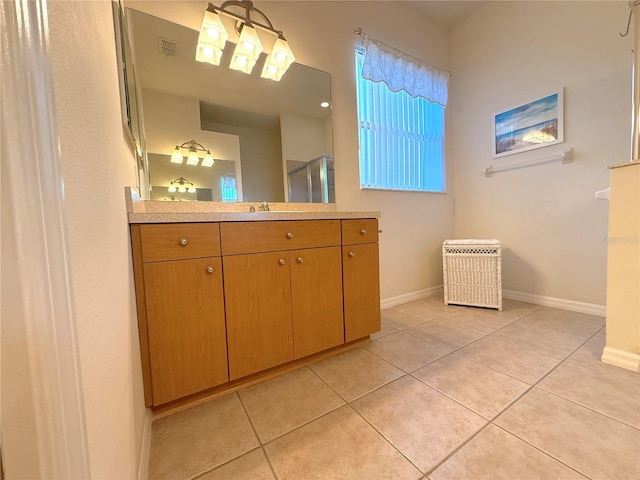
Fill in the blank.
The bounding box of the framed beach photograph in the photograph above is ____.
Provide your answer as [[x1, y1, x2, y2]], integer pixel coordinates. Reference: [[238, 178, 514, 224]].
[[492, 90, 564, 158]]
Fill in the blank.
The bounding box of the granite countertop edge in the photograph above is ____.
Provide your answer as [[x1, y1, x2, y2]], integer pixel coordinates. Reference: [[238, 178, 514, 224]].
[[128, 210, 381, 224]]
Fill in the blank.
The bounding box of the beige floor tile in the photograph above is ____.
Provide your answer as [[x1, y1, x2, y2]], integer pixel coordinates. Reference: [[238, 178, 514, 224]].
[[364, 331, 450, 372], [309, 347, 404, 401], [501, 298, 545, 313], [438, 307, 524, 336], [264, 405, 423, 480], [537, 362, 640, 428], [531, 306, 605, 326], [149, 393, 259, 480], [197, 448, 275, 480], [382, 305, 432, 330], [370, 321, 399, 340], [239, 367, 345, 443], [515, 308, 603, 338], [458, 337, 561, 384], [568, 331, 640, 385], [489, 322, 587, 358], [402, 297, 460, 319], [412, 355, 530, 419], [351, 375, 486, 472], [496, 388, 640, 480], [429, 424, 587, 480], [405, 318, 484, 351]]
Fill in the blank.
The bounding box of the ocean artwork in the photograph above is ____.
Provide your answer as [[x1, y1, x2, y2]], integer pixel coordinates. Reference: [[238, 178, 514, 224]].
[[492, 92, 563, 158]]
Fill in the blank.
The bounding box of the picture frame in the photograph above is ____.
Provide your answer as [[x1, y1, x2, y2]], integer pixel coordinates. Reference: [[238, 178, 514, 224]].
[[492, 90, 564, 158]]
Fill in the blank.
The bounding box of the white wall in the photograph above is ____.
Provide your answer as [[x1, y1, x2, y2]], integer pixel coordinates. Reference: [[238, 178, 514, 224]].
[[451, 1, 631, 305], [143, 88, 240, 161], [47, 1, 147, 478], [201, 120, 285, 201], [280, 112, 330, 162]]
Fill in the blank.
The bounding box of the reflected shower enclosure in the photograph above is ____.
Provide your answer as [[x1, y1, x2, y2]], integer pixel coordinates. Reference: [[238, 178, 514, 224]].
[[287, 155, 334, 203]]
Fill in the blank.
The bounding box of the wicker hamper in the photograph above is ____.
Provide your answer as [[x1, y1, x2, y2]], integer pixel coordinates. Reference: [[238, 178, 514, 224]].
[[442, 239, 502, 310]]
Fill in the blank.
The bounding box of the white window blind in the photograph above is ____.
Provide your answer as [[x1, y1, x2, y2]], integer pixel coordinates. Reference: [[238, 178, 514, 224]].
[[220, 176, 237, 202], [356, 46, 446, 193]]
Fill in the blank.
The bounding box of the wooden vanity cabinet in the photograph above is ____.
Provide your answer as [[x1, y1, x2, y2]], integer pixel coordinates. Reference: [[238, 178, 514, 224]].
[[221, 220, 344, 380], [131, 223, 228, 407], [131, 216, 380, 407], [342, 219, 381, 342]]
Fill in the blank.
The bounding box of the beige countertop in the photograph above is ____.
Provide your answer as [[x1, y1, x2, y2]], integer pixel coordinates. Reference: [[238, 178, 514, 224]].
[[125, 187, 380, 223]]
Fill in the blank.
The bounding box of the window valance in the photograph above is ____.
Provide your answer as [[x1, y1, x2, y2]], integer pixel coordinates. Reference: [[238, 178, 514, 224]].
[[361, 34, 450, 107]]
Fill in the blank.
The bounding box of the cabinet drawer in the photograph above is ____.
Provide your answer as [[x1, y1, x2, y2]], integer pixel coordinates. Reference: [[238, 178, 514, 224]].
[[342, 219, 378, 245], [220, 220, 341, 255], [140, 223, 220, 262]]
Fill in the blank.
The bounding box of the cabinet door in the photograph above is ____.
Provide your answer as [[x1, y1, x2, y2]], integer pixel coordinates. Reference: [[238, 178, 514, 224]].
[[223, 252, 294, 380], [144, 257, 228, 405], [291, 247, 344, 358], [343, 243, 381, 342]]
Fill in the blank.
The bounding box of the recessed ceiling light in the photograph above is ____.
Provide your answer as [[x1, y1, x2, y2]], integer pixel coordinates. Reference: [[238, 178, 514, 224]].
[[320, 101, 330, 108]]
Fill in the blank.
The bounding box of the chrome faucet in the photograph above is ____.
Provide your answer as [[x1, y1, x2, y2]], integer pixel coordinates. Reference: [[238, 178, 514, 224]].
[[258, 201, 270, 212]]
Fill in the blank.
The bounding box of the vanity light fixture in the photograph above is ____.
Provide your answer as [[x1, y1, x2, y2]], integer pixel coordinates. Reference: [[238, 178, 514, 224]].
[[168, 177, 197, 193], [196, 1, 295, 80], [171, 140, 213, 167]]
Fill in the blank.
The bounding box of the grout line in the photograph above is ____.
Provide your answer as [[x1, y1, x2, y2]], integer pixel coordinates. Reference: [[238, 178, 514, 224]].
[[235, 391, 281, 480], [490, 423, 590, 479], [344, 396, 427, 475]]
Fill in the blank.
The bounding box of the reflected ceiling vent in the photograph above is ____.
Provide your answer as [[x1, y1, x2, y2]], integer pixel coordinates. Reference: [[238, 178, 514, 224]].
[[158, 37, 178, 57]]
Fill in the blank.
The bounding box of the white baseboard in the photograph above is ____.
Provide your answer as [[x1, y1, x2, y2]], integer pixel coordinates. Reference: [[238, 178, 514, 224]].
[[381, 285, 443, 310], [502, 289, 606, 317], [601, 346, 640, 372], [138, 409, 153, 480]]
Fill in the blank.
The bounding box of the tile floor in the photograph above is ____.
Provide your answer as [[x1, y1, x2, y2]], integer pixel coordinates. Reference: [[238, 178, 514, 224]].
[[149, 297, 640, 480]]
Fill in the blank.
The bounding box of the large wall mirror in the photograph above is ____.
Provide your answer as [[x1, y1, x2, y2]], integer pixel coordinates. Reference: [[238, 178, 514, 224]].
[[121, 3, 334, 203]]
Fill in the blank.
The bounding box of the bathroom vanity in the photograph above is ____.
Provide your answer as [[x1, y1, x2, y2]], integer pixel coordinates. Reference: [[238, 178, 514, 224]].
[[128, 202, 381, 409]]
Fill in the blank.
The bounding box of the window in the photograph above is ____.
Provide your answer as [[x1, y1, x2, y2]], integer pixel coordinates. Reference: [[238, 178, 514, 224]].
[[220, 176, 237, 202], [355, 47, 445, 192]]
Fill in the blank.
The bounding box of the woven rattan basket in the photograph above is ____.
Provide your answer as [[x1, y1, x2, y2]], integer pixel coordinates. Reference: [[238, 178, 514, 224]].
[[442, 239, 502, 310]]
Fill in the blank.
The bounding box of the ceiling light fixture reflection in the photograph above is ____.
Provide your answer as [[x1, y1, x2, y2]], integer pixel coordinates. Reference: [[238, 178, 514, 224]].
[[167, 177, 197, 194], [170, 140, 213, 167], [196, 1, 295, 80]]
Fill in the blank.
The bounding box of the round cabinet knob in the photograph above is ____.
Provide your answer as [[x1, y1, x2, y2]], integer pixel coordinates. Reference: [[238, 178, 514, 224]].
[[180, 237, 188, 246], [286, 232, 294, 239], [360, 229, 367, 235], [348, 251, 356, 257], [297, 257, 303, 263], [206, 266, 214, 274], [279, 258, 286, 265]]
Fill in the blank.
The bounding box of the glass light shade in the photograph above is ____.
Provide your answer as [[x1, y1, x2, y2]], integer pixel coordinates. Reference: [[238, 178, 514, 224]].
[[188, 186, 197, 193], [195, 44, 223, 65], [168, 185, 177, 193], [171, 147, 183, 164], [178, 186, 187, 193], [229, 24, 262, 74], [186, 151, 200, 166], [260, 37, 295, 81], [202, 153, 215, 167], [197, 10, 228, 48]]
